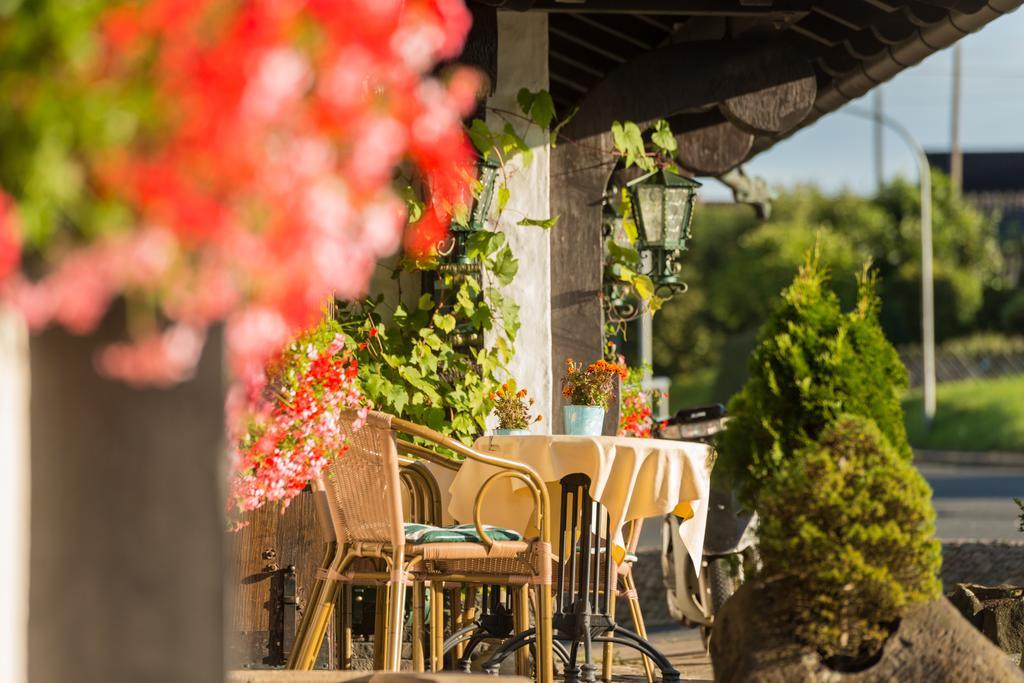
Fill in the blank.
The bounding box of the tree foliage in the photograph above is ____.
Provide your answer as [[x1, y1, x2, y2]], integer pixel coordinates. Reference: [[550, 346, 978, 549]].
[[654, 174, 1006, 405], [717, 251, 910, 499]]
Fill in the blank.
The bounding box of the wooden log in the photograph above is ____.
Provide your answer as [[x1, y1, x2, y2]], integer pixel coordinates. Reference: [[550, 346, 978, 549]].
[[677, 121, 754, 176], [720, 63, 816, 136]]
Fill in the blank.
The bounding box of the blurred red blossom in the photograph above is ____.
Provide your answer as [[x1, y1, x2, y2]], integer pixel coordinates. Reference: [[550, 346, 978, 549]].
[[0, 0, 478, 393]]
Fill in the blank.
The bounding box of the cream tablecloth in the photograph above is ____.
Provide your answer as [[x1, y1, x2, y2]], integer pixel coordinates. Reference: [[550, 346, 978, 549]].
[[448, 434, 712, 574]]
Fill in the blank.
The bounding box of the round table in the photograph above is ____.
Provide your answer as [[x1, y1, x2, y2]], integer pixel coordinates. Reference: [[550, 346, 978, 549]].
[[449, 433, 713, 575], [447, 433, 713, 683]]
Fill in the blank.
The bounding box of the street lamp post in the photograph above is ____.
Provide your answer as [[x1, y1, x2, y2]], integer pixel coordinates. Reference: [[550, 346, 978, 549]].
[[845, 106, 936, 428]]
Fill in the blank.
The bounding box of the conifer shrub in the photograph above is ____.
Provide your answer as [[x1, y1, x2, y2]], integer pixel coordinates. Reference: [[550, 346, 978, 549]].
[[757, 415, 942, 660], [717, 251, 910, 502]]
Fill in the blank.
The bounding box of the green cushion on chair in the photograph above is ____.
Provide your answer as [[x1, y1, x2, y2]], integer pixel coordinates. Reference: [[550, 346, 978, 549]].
[[404, 523, 523, 544]]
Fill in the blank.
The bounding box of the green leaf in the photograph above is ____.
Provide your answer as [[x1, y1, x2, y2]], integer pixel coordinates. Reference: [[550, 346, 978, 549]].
[[456, 284, 477, 316], [517, 215, 559, 230], [651, 119, 678, 154], [500, 123, 532, 167], [400, 367, 443, 405], [516, 88, 555, 129], [418, 293, 434, 310], [633, 274, 655, 301], [387, 383, 409, 415], [468, 118, 495, 158], [530, 91, 556, 129], [419, 328, 444, 350], [497, 294, 520, 339], [611, 120, 654, 172], [491, 245, 519, 286], [606, 239, 641, 267], [497, 185, 510, 212], [433, 313, 457, 333], [399, 184, 424, 223], [516, 88, 535, 117], [466, 230, 505, 260]]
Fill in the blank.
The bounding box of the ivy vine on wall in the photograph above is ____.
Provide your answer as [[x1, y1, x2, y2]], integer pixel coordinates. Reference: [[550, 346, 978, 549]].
[[333, 89, 567, 444]]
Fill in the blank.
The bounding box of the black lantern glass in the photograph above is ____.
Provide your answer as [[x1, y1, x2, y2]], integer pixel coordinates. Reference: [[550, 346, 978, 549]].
[[626, 168, 700, 296], [627, 168, 701, 251]]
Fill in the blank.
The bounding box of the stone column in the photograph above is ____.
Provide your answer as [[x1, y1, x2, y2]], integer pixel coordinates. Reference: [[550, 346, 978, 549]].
[[0, 306, 29, 683], [487, 11, 553, 433]]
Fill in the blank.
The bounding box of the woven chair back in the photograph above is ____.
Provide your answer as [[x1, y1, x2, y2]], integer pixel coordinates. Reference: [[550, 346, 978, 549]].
[[323, 410, 405, 548]]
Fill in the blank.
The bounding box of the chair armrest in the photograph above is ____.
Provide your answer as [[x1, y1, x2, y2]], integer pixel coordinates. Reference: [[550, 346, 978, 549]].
[[397, 439, 462, 472], [390, 417, 551, 545], [472, 470, 543, 549]]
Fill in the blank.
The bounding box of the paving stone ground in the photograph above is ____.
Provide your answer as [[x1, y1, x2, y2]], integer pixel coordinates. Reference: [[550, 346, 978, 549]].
[[606, 625, 713, 683]]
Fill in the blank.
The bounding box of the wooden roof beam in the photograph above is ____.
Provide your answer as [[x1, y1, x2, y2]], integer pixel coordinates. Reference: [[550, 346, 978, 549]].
[[528, 0, 810, 15]]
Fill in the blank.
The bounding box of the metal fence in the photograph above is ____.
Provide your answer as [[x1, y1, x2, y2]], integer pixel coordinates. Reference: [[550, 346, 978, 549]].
[[900, 347, 1024, 388]]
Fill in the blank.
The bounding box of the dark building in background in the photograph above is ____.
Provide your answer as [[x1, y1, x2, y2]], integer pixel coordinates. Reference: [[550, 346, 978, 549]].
[[928, 151, 1024, 241]]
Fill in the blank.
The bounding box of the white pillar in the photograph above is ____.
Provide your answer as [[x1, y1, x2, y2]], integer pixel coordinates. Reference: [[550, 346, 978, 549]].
[[0, 306, 29, 683], [487, 11, 552, 433]]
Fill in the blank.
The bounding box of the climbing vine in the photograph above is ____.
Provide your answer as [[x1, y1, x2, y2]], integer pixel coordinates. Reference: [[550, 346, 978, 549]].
[[331, 89, 568, 444]]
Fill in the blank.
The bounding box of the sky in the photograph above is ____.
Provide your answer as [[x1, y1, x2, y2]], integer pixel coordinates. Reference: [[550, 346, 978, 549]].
[[702, 9, 1024, 201]]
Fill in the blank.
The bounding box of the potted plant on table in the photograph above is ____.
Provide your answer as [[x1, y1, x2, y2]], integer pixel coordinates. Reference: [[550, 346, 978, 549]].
[[561, 358, 627, 436], [491, 380, 542, 435]]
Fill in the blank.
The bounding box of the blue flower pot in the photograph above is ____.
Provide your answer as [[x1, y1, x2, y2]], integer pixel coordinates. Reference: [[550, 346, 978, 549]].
[[563, 405, 605, 436], [494, 428, 531, 436]]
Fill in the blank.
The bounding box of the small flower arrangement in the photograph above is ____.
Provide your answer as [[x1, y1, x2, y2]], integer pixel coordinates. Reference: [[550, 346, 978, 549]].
[[561, 358, 627, 408], [229, 317, 369, 518], [491, 380, 543, 430]]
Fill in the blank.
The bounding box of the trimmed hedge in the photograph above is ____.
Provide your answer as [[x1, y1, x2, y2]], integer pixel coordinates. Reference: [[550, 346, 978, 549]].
[[757, 416, 942, 658]]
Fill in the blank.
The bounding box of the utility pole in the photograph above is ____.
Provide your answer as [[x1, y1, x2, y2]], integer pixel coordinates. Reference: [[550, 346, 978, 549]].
[[846, 107, 937, 428], [874, 88, 884, 192], [950, 43, 963, 198]]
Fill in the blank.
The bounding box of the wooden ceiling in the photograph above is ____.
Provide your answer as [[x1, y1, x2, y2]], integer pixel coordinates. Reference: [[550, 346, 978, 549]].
[[507, 0, 1020, 168]]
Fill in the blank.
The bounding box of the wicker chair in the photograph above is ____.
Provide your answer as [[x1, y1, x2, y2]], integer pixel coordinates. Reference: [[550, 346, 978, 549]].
[[286, 411, 554, 683], [601, 520, 655, 683]]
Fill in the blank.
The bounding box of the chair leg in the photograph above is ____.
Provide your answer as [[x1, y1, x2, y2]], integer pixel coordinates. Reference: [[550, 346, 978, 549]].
[[341, 584, 353, 669], [373, 585, 389, 670], [623, 572, 655, 683], [286, 544, 340, 670], [412, 582, 426, 672], [464, 586, 479, 625], [535, 584, 554, 683], [385, 553, 409, 671], [602, 577, 617, 682], [430, 581, 445, 672], [452, 586, 464, 661], [514, 584, 531, 676]]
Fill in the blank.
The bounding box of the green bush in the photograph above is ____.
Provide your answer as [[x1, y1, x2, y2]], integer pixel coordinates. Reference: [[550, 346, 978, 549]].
[[757, 416, 942, 659], [717, 251, 910, 501]]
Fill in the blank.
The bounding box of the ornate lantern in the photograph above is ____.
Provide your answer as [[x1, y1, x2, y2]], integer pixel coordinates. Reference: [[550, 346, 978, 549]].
[[433, 158, 500, 347], [626, 168, 701, 297], [437, 158, 501, 271]]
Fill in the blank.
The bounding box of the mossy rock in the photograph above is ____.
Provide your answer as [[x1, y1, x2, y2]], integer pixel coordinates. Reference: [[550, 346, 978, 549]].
[[710, 581, 1024, 683]]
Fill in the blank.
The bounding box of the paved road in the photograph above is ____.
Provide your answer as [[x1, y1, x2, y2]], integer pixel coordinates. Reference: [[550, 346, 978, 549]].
[[918, 462, 1024, 540], [635, 461, 1024, 550]]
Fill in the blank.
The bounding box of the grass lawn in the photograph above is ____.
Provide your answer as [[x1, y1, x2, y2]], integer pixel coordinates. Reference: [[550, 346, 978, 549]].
[[903, 374, 1024, 453]]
